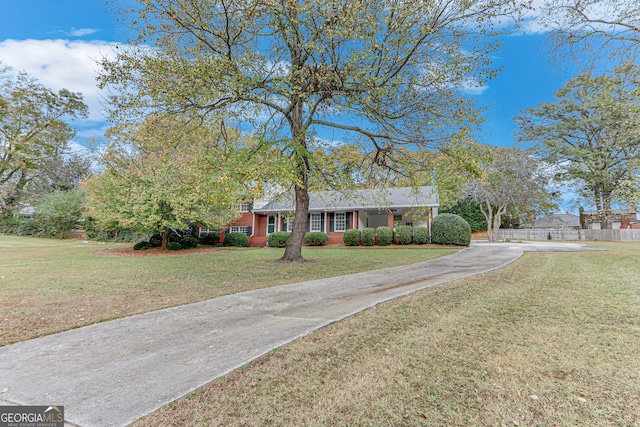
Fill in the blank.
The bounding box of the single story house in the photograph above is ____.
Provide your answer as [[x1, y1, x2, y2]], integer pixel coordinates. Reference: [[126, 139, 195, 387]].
[[202, 186, 439, 247], [533, 213, 581, 229]]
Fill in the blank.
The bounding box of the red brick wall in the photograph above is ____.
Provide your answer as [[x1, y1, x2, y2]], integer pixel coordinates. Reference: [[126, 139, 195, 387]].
[[231, 212, 253, 227]]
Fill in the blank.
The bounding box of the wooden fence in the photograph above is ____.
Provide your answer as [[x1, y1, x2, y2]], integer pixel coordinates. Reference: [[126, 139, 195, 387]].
[[497, 229, 640, 242]]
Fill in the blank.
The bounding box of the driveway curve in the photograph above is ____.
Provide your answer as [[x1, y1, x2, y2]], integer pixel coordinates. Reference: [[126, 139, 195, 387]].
[[0, 241, 591, 426]]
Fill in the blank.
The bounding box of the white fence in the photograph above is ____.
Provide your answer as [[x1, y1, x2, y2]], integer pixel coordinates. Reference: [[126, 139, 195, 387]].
[[497, 229, 640, 242]]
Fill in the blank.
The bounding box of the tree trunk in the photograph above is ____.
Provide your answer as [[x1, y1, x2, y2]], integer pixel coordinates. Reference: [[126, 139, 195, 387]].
[[493, 205, 506, 242], [280, 92, 310, 262], [281, 182, 309, 262], [161, 227, 170, 250], [594, 182, 613, 229], [481, 198, 495, 242], [601, 190, 613, 229]]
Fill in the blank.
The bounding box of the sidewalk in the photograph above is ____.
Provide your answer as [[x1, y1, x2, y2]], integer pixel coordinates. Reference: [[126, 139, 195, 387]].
[[0, 242, 583, 426]]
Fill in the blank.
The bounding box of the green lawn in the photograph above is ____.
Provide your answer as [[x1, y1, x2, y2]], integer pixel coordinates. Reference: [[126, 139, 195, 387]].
[[0, 235, 455, 346], [132, 242, 640, 427]]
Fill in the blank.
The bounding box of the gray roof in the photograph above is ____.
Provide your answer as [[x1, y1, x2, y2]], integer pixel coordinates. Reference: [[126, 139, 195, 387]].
[[534, 214, 580, 228], [253, 186, 438, 213]]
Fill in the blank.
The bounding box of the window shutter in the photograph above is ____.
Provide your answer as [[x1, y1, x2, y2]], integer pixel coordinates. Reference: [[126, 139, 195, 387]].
[[306, 214, 311, 232], [321, 214, 325, 232], [248, 202, 253, 212], [329, 213, 334, 232], [246, 226, 252, 236], [346, 212, 351, 229]]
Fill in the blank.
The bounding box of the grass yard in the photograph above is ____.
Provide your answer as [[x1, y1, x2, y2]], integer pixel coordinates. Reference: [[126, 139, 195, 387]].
[[0, 235, 454, 346], [132, 242, 640, 427]]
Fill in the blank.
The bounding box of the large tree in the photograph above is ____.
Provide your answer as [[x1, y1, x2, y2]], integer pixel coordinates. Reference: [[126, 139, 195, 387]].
[[515, 62, 640, 228], [83, 115, 284, 249], [99, 0, 529, 261], [465, 146, 554, 242], [0, 69, 88, 213], [541, 0, 640, 62]]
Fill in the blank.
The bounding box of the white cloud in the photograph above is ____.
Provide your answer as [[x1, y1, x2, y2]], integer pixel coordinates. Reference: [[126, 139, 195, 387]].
[[0, 38, 120, 124], [460, 79, 489, 96], [67, 28, 100, 37]]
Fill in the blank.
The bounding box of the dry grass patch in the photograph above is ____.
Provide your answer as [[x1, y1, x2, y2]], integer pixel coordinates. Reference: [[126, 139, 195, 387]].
[[0, 235, 453, 346], [133, 242, 640, 427]]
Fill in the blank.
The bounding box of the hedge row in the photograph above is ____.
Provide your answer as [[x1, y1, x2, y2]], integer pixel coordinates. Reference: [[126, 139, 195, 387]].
[[340, 225, 436, 246]]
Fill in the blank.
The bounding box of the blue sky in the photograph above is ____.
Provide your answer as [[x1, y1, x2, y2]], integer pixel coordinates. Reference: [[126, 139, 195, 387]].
[[0, 1, 613, 210]]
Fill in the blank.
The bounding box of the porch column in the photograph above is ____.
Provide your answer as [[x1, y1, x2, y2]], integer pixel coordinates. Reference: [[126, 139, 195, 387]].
[[325, 211, 329, 233], [387, 210, 394, 228]]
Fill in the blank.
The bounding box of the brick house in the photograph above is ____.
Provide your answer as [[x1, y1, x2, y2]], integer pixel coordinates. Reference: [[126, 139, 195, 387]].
[[579, 209, 638, 230], [202, 186, 439, 247]]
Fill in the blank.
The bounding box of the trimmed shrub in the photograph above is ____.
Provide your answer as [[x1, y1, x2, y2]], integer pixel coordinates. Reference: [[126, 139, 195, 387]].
[[361, 227, 375, 246], [268, 231, 290, 248], [200, 233, 220, 246], [168, 229, 183, 243], [149, 233, 163, 247], [376, 226, 394, 246], [343, 229, 361, 246], [180, 236, 198, 249], [431, 213, 471, 246], [223, 232, 249, 247], [133, 241, 151, 251], [394, 225, 413, 245], [413, 226, 430, 244], [166, 242, 182, 250], [304, 232, 328, 246]]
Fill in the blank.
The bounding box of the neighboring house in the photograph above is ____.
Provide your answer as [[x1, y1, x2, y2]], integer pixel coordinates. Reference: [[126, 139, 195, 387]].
[[202, 186, 439, 247], [533, 213, 581, 229], [580, 209, 638, 230]]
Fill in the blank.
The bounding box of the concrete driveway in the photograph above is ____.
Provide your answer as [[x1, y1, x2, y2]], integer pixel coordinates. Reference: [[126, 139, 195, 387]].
[[0, 241, 597, 426]]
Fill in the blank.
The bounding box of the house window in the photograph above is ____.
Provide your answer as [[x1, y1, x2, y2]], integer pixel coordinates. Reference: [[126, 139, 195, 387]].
[[229, 226, 249, 235], [238, 202, 251, 212], [310, 213, 322, 232], [334, 212, 346, 232], [286, 217, 294, 232], [198, 227, 219, 238]]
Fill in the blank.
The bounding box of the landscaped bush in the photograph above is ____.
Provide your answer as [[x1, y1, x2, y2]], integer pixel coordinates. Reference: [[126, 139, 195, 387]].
[[149, 232, 163, 247], [361, 227, 375, 246], [413, 226, 430, 244], [394, 225, 413, 245], [166, 242, 182, 250], [268, 231, 290, 248], [168, 229, 183, 243], [376, 226, 394, 246], [431, 213, 471, 246], [200, 233, 220, 246], [304, 232, 328, 246], [180, 236, 198, 249], [0, 216, 38, 236], [133, 241, 151, 251], [343, 229, 361, 246], [223, 232, 249, 247]]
